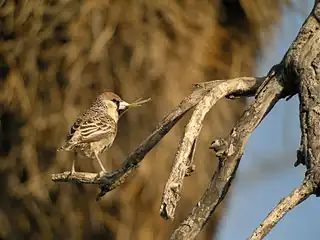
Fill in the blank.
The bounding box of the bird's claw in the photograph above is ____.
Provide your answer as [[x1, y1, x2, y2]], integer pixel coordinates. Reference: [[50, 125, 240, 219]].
[[67, 170, 75, 178], [95, 170, 107, 180]]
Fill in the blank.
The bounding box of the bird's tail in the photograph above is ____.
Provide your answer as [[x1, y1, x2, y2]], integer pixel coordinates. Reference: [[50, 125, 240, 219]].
[[57, 142, 74, 152]]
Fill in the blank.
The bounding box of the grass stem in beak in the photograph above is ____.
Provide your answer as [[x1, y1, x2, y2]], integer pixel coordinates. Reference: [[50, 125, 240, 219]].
[[118, 97, 151, 118], [129, 97, 152, 108]]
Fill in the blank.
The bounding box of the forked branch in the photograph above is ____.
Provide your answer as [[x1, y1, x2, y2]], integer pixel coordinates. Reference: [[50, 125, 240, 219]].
[[160, 77, 266, 220], [248, 1, 320, 238], [170, 66, 287, 239]]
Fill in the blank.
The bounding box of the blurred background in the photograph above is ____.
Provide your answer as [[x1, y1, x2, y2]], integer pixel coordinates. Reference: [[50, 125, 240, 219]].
[[0, 0, 316, 239]]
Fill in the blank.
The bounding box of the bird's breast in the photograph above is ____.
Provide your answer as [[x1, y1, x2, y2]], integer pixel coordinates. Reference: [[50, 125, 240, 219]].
[[91, 136, 115, 154]]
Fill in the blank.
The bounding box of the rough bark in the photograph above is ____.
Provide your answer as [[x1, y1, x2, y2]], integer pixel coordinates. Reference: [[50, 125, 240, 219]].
[[248, 2, 320, 238], [159, 78, 265, 220]]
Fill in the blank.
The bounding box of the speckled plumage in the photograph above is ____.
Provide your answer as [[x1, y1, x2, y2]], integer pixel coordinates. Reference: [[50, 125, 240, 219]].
[[58, 92, 125, 172]]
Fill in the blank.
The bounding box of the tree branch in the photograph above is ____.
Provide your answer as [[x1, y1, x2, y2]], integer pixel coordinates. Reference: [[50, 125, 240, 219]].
[[170, 66, 287, 239], [52, 171, 99, 184], [248, 2, 320, 238], [248, 179, 314, 240], [160, 77, 265, 220]]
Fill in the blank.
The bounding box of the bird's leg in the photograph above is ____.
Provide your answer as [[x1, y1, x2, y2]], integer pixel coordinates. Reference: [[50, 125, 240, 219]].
[[94, 152, 106, 172], [70, 152, 77, 175], [71, 159, 75, 175]]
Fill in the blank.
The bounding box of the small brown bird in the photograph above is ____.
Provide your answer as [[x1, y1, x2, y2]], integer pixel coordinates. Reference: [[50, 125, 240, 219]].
[[57, 92, 150, 174]]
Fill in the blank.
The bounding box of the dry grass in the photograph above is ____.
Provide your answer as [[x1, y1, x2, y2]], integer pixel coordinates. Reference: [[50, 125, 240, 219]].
[[0, 0, 284, 239]]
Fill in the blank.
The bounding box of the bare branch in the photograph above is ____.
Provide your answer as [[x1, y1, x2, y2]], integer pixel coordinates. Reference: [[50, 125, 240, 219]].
[[249, 2, 320, 238], [160, 77, 265, 220], [52, 76, 263, 200], [170, 66, 287, 240], [247, 2, 320, 238], [287, 0, 320, 171], [52, 171, 99, 184], [249, 179, 314, 240], [194, 77, 264, 97]]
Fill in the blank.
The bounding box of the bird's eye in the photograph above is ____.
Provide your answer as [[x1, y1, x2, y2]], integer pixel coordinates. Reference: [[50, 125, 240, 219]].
[[112, 99, 120, 107]]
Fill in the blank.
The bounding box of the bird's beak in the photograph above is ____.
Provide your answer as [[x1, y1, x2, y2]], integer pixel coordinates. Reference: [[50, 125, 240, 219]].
[[119, 101, 131, 110], [118, 97, 151, 118], [119, 98, 152, 110]]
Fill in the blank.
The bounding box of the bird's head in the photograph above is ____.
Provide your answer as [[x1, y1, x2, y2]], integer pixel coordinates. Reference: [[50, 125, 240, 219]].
[[101, 92, 151, 119], [101, 92, 130, 116]]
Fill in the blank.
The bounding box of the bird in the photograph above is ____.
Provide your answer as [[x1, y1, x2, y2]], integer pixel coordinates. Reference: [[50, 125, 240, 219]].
[[57, 92, 150, 174]]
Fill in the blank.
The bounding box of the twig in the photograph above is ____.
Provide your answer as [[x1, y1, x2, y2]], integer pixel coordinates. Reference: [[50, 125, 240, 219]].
[[52, 171, 99, 184], [160, 77, 265, 220], [170, 67, 287, 240], [248, 179, 314, 240]]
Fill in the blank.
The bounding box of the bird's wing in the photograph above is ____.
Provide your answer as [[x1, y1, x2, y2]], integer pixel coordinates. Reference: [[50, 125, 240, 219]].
[[65, 115, 116, 145], [66, 117, 83, 141], [58, 117, 84, 151], [78, 116, 116, 143]]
